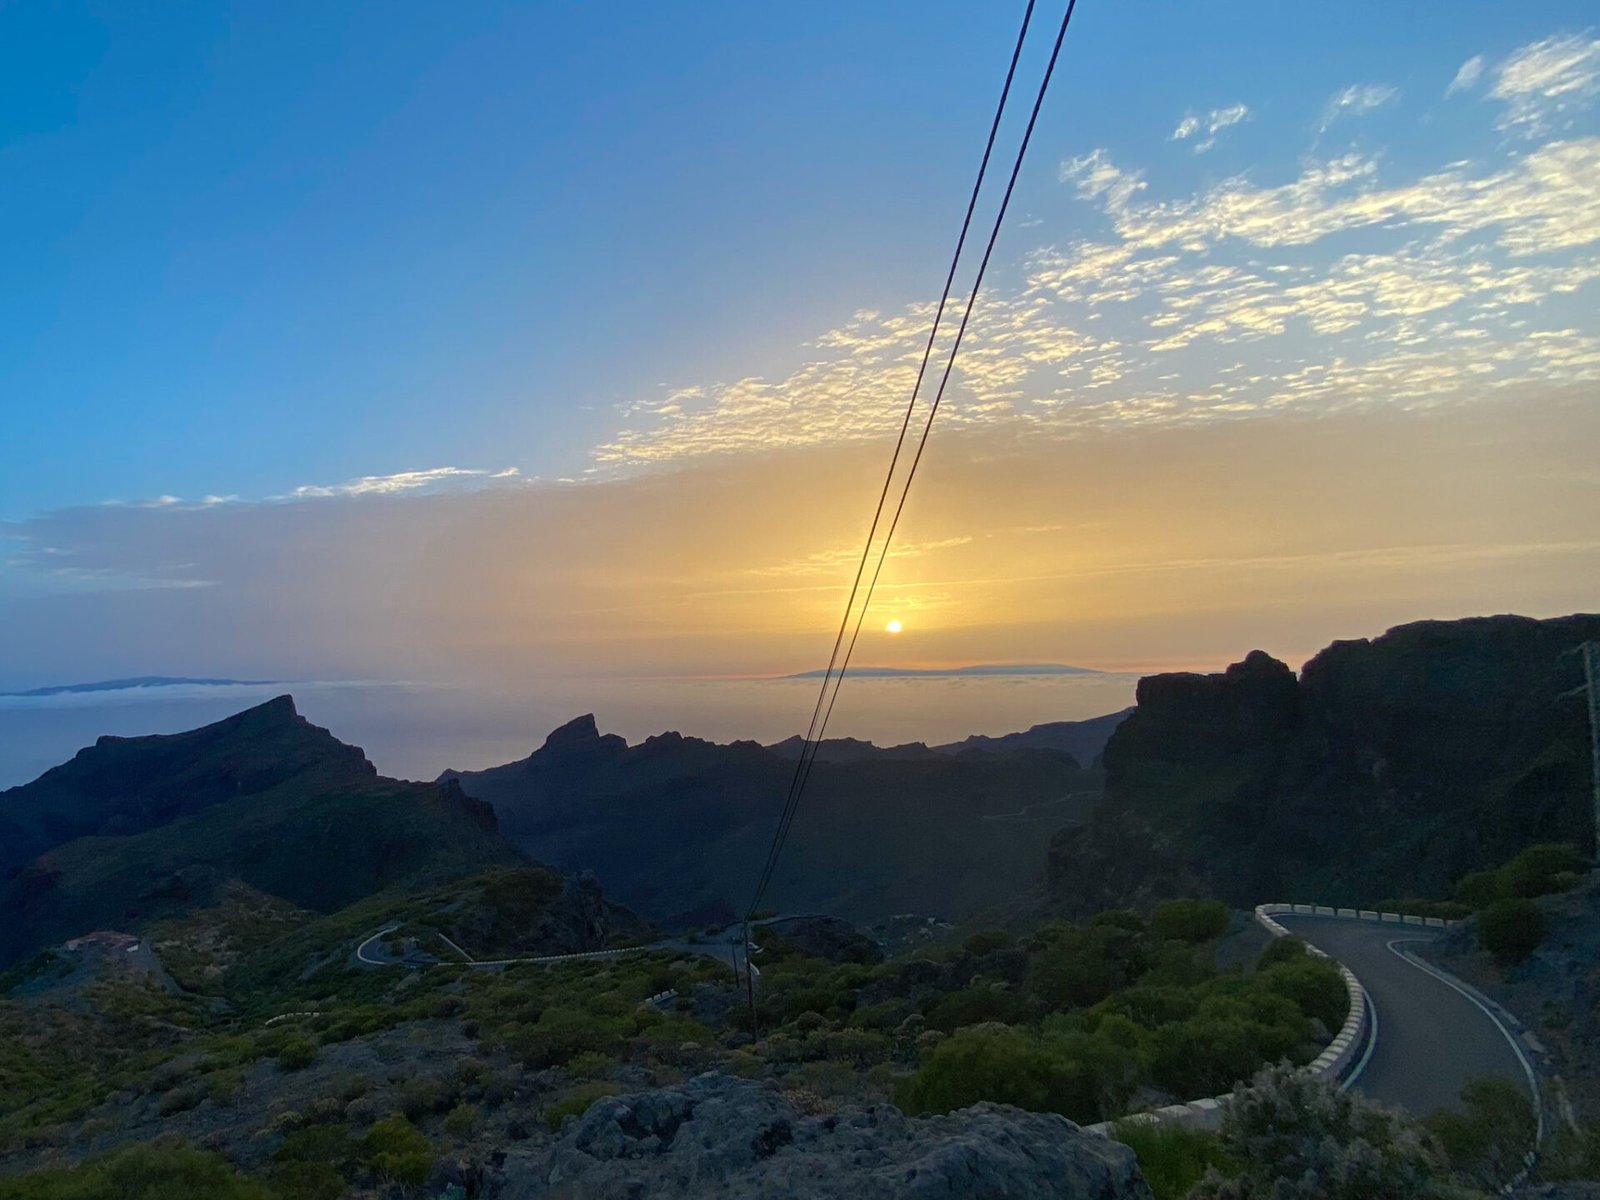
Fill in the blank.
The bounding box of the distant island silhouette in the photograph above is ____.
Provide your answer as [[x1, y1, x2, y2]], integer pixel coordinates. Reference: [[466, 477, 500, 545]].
[[781, 663, 1104, 680], [2, 676, 278, 698]]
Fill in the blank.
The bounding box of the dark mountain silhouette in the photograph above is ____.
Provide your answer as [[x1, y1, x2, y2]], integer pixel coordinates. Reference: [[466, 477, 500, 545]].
[[0, 695, 371, 877], [763, 735, 936, 764], [1048, 614, 1600, 914], [932, 708, 1133, 765], [760, 709, 1132, 767], [0, 696, 521, 967], [442, 715, 1101, 928]]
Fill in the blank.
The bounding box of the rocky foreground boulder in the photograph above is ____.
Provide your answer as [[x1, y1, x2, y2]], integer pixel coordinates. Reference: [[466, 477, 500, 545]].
[[487, 1072, 1152, 1199]]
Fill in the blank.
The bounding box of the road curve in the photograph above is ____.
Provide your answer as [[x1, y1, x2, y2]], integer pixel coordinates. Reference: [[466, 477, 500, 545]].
[[1276, 914, 1534, 1118]]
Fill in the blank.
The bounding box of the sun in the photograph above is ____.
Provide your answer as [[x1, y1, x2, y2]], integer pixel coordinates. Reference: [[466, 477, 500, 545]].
[[885, 618, 903, 634]]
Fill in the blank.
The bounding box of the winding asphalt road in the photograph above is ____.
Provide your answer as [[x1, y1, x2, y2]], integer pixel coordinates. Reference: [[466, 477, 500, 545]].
[[1276, 914, 1537, 1119]]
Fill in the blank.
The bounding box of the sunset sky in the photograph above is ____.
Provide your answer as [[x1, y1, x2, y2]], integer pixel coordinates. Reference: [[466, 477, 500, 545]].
[[3, 3, 1598, 729]]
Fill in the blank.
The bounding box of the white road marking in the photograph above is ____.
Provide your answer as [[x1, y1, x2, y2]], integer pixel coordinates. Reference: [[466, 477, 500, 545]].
[[1340, 985, 1379, 1093], [354, 925, 400, 965], [1385, 937, 1545, 1147]]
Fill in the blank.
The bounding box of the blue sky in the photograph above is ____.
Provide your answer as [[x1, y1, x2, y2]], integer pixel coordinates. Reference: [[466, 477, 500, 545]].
[[2, 2, 1598, 717], [5, 1, 1592, 514]]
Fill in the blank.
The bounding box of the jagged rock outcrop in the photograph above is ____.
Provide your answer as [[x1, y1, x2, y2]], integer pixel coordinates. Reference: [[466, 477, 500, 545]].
[[489, 1073, 1153, 1199], [1049, 614, 1600, 914]]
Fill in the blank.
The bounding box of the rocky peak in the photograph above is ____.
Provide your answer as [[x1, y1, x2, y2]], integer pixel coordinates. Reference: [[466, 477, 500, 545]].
[[534, 713, 627, 761]]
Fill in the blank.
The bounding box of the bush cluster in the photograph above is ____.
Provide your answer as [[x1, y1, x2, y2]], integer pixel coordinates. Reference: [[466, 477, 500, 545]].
[[1475, 898, 1545, 966], [1454, 842, 1585, 908]]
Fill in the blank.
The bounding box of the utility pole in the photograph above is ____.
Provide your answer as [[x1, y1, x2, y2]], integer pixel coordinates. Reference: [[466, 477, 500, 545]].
[[1583, 642, 1600, 866]]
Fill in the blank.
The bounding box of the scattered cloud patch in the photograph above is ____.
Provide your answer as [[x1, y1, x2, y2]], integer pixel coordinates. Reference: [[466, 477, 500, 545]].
[[1490, 33, 1600, 134], [1170, 103, 1250, 153], [1317, 83, 1400, 132]]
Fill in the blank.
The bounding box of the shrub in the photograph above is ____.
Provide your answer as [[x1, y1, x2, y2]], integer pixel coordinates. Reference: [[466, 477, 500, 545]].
[[1457, 843, 1585, 910], [896, 1025, 1118, 1124], [443, 1102, 478, 1137], [275, 1124, 359, 1169], [923, 986, 1027, 1033], [1455, 870, 1505, 908], [565, 1051, 616, 1079], [544, 1082, 621, 1132], [1112, 1121, 1238, 1200], [205, 1069, 246, 1107], [0, 1144, 278, 1200], [1477, 898, 1544, 966], [1151, 900, 1229, 944], [1255, 958, 1348, 1032], [362, 1116, 434, 1188], [1423, 1075, 1536, 1188], [398, 1075, 458, 1120], [1026, 925, 1146, 1012], [1192, 1063, 1446, 1200], [504, 1007, 630, 1068], [847, 1001, 907, 1032], [275, 1035, 318, 1072], [1090, 909, 1147, 933], [1147, 1015, 1297, 1100], [1542, 1121, 1600, 1181], [270, 1161, 345, 1200], [1255, 936, 1308, 969], [962, 929, 1014, 956], [823, 1028, 888, 1069], [1499, 842, 1586, 898], [155, 1084, 206, 1116]]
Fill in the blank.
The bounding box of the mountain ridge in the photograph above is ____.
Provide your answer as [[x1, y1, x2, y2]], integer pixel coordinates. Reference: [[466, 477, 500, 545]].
[[0, 696, 525, 967]]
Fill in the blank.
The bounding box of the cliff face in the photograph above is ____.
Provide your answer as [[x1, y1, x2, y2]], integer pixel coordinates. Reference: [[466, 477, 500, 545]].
[[1050, 614, 1600, 913]]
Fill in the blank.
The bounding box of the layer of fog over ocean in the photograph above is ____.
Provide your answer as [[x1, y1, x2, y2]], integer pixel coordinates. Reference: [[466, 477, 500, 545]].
[[0, 672, 1140, 789]]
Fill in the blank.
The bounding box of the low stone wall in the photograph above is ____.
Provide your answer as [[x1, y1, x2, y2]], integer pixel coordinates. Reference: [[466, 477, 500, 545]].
[[1253, 904, 1372, 1086]]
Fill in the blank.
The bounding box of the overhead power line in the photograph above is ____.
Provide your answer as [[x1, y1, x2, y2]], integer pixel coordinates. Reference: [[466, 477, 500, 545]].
[[744, 0, 1083, 960], [743, 0, 1042, 929]]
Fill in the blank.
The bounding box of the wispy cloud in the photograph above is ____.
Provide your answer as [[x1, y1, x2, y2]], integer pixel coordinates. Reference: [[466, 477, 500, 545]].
[[1446, 54, 1486, 97], [1490, 33, 1600, 134], [1317, 82, 1399, 132], [1170, 103, 1251, 153], [284, 466, 522, 500]]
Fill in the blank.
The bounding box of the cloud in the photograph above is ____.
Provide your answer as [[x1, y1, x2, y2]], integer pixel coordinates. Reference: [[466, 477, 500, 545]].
[[1490, 33, 1600, 134], [1317, 83, 1399, 132], [1447, 55, 1486, 97], [1084, 138, 1600, 257], [284, 466, 523, 500], [597, 100, 1600, 468], [1060, 148, 1146, 213], [1171, 103, 1251, 153]]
